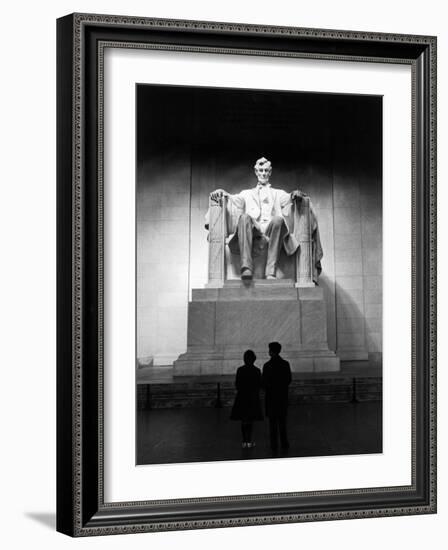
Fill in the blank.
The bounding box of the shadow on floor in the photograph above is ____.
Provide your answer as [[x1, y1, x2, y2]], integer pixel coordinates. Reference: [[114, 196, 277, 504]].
[[25, 512, 56, 530]]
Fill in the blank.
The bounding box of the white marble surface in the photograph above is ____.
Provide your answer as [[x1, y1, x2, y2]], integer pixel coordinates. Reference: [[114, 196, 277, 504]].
[[174, 284, 339, 374]]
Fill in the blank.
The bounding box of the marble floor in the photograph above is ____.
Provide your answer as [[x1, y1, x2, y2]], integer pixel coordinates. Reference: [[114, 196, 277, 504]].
[[136, 401, 382, 465]]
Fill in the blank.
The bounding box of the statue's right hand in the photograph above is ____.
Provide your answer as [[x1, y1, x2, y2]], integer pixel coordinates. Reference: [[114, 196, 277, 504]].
[[210, 189, 228, 202]]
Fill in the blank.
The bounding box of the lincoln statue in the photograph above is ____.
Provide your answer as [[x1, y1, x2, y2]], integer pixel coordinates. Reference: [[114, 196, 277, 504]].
[[208, 157, 323, 282], [174, 158, 339, 375]]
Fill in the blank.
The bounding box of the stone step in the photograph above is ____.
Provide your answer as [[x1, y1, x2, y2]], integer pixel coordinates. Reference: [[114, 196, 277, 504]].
[[223, 278, 296, 287], [192, 285, 323, 302], [193, 284, 299, 302]]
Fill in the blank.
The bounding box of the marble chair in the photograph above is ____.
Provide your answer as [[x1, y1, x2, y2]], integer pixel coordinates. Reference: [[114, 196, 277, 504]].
[[206, 195, 316, 288]]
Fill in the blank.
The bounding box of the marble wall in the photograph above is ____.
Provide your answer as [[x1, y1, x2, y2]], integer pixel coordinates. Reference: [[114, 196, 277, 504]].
[[136, 86, 382, 366], [332, 99, 382, 362], [137, 148, 191, 365]]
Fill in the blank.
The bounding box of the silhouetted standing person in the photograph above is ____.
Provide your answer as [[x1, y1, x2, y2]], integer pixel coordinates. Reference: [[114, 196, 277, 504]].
[[230, 350, 263, 448], [262, 342, 292, 451]]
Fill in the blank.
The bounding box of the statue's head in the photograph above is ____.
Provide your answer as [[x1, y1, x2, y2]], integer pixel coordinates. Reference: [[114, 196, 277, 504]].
[[254, 157, 272, 185]]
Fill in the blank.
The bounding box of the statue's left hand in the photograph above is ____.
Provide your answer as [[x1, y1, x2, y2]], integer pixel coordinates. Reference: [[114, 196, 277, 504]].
[[291, 189, 308, 201]]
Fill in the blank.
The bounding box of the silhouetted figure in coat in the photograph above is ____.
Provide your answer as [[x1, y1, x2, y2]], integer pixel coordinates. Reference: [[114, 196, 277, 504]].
[[262, 342, 292, 451], [230, 350, 263, 448]]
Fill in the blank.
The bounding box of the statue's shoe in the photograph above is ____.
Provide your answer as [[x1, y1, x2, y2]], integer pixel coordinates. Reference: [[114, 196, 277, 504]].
[[241, 268, 253, 280], [266, 274, 276, 280]]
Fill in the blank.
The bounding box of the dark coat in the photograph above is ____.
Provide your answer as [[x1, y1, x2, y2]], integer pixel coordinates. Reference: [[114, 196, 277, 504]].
[[262, 356, 292, 418], [230, 364, 263, 422]]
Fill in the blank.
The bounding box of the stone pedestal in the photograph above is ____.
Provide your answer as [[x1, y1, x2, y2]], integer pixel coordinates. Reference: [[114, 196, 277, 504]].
[[174, 280, 339, 375]]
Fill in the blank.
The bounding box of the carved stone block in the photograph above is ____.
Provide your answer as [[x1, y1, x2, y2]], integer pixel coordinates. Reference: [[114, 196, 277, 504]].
[[174, 281, 340, 375]]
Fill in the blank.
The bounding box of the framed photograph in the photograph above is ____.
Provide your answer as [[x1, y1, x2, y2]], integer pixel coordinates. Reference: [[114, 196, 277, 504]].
[[57, 13, 437, 536]]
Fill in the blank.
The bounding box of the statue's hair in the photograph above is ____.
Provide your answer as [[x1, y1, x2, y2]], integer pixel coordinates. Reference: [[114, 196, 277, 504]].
[[254, 157, 272, 173]]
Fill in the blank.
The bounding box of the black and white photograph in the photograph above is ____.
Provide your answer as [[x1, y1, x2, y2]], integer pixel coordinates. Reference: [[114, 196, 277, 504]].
[[135, 84, 383, 465]]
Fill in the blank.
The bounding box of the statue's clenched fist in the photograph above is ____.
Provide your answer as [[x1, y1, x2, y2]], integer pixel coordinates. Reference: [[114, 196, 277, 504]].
[[290, 189, 308, 201], [210, 189, 229, 202]]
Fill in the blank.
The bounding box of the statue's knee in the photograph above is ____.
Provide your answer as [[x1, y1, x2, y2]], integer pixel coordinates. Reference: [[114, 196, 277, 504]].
[[271, 215, 284, 226], [239, 213, 252, 225]]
